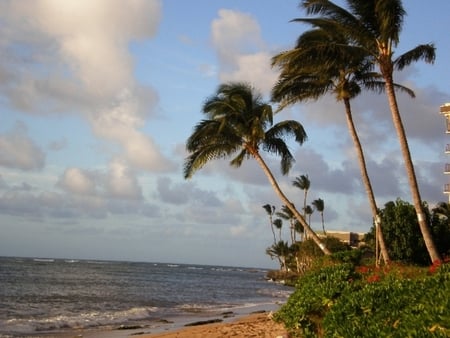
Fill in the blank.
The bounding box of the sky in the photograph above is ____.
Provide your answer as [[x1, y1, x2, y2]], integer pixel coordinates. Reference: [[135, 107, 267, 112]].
[[0, 1, 449, 268]]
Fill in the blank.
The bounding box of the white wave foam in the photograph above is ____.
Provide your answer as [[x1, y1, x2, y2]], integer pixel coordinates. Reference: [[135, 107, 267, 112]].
[[2, 307, 157, 334]]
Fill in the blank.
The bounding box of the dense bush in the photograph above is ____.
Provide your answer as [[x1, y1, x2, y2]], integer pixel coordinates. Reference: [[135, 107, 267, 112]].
[[365, 199, 450, 265], [275, 261, 450, 337]]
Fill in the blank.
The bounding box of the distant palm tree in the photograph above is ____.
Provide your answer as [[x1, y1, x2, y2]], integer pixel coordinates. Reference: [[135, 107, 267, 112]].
[[304, 205, 314, 228], [266, 240, 290, 271], [276, 205, 296, 244], [293, 175, 310, 218], [184, 82, 330, 255], [292, 175, 311, 239], [299, 0, 440, 264], [262, 204, 277, 245], [273, 218, 283, 242], [312, 198, 326, 235]]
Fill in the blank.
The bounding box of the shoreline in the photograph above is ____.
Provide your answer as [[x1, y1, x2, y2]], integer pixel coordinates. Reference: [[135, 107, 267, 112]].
[[40, 304, 287, 338], [141, 311, 288, 338]]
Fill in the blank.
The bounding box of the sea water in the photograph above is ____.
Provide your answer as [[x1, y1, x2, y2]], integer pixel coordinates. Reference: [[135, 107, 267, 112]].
[[0, 256, 291, 337]]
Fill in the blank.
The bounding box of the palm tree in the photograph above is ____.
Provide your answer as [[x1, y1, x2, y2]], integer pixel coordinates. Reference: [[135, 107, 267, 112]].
[[263, 204, 277, 245], [276, 204, 297, 244], [304, 205, 314, 227], [299, 0, 440, 263], [312, 198, 326, 235], [273, 218, 283, 242], [266, 240, 290, 271], [272, 27, 393, 264], [184, 82, 330, 255], [292, 175, 310, 217]]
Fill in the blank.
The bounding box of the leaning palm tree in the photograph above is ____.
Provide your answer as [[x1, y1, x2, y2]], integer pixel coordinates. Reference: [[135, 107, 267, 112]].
[[263, 204, 277, 245], [312, 198, 326, 235], [272, 27, 391, 264], [299, 0, 440, 263], [184, 82, 330, 255]]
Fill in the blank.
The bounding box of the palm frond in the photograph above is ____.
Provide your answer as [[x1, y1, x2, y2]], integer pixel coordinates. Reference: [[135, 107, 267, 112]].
[[394, 44, 436, 70]]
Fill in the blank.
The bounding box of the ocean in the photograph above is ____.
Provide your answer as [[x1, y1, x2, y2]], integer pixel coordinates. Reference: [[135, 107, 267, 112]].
[[0, 256, 291, 337]]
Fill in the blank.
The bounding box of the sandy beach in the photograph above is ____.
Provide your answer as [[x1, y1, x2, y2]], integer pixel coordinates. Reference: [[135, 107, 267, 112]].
[[141, 312, 288, 338]]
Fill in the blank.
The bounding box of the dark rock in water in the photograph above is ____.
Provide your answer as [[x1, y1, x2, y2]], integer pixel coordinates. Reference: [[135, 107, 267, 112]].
[[184, 319, 223, 326], [156, 318, 174, 324], [221, 311, 235, 318], [116, 324, 144, 330], [251, 310, 266, 314]]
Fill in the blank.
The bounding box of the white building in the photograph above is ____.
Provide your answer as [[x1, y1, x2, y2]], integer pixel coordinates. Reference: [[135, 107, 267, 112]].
[[440, 103, 450, 202]]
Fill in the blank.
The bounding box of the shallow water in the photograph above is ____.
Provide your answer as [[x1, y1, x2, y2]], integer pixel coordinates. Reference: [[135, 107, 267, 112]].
[[0, 257, 290, 337]]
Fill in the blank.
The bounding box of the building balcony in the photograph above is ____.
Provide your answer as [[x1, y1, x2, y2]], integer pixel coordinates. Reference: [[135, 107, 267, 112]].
[[446, 144, 450, 153], [445, 164, 450, 174], [444, 184, 450, 194], [441, 103, 450, 115]]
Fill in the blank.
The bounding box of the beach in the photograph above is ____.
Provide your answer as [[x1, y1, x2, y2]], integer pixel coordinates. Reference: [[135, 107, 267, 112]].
[[140, 312, 288, 338]]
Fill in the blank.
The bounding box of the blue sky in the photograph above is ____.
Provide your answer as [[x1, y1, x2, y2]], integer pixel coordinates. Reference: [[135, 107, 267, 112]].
[[0, 1, 449, 268]]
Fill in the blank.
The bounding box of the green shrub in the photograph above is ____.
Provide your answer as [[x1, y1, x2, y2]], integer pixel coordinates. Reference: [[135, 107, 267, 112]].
[[275, 261, 450, 337], [323, 263, 450, 337], [274, 263, 356, 337]]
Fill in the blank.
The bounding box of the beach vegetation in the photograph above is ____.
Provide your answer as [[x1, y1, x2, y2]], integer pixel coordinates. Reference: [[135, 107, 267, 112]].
[[184, 82, 330, 255], [275, 255, 450, 337]]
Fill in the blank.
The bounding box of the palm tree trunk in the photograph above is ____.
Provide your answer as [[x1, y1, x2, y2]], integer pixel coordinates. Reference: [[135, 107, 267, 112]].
[[343, 98, 390, 265], [249, 148, 331, 255], [383, 77, 441, 263]]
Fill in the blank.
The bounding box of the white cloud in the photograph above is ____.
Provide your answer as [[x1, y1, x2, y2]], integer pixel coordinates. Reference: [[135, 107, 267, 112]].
[[211, 9, 277, 95], [58, 168, 96, 195], [0, 122, 45, 170], [106, 159, 142, 200], [0, 0, 172, 173]]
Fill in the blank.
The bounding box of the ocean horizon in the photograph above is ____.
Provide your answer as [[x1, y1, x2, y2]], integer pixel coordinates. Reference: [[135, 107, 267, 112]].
[[0, 256, 291, 337]]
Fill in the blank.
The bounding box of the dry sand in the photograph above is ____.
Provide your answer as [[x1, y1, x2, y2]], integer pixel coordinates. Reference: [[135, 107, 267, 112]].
[[140, 312, 288, 338]]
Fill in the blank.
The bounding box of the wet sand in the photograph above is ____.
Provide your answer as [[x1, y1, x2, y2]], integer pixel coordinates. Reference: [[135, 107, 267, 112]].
[[141, 312, 288, 338]]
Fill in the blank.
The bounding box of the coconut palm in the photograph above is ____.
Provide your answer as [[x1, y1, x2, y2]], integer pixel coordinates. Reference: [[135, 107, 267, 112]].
[[276, 204, 296, 244], [299, 0, 440, 263], [273, 218, 283, 242], [263, 204, 277, 245], [272, 27, 393, 264], [266, 240, 290, 271], [184, 82, 330, 254], [304, 205, 314, 227], [292, 175, 310, 218], [312, 198, 326, 235]]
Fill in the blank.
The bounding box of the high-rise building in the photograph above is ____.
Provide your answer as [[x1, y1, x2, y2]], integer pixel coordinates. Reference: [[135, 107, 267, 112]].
[[440, 103, 450, 202]]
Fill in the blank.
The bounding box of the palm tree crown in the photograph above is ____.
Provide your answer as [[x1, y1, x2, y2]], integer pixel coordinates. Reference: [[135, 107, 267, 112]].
[[184, 82, 306, 178], [184, 82, 330, 255]]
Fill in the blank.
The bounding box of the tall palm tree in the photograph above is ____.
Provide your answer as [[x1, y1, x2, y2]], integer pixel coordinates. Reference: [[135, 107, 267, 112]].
[[263, 204, 277, 245], [184, 82, 330, 255], [312, 198, 326, 235], [272, 27, 392, 264], [300, 0, 440, 264]]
